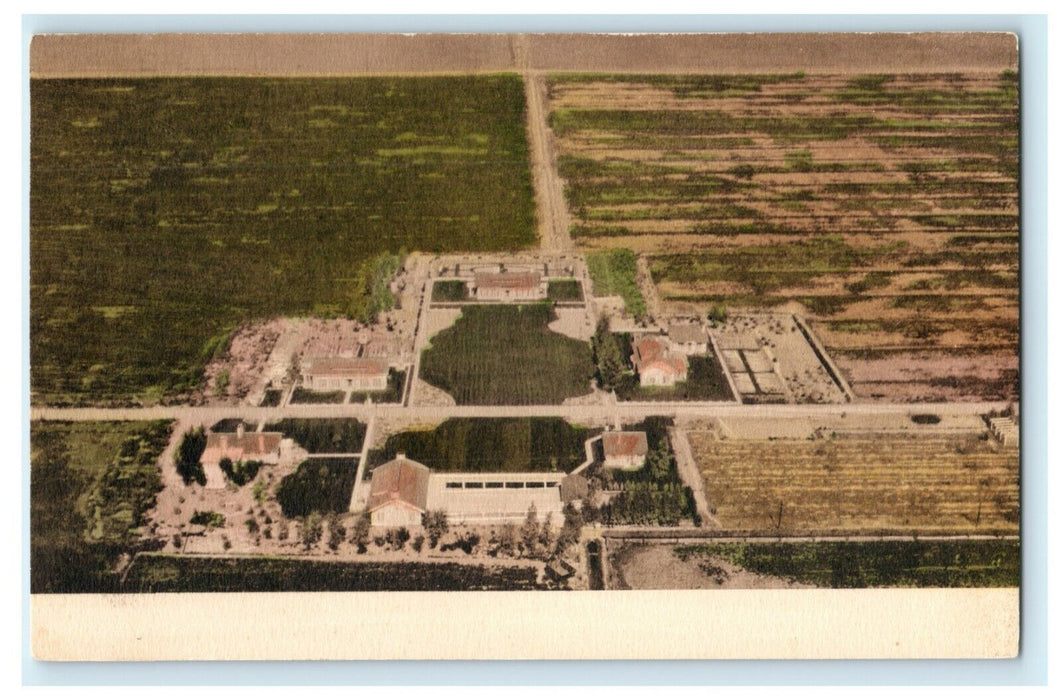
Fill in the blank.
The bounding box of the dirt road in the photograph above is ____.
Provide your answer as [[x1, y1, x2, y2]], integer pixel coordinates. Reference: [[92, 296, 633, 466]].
[[523, 70, 573, 252], [30, 400, 1009, 426]]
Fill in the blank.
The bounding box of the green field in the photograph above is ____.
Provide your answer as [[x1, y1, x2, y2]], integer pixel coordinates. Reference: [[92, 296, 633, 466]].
[[31, 75, 535, 404], [123, 553, 547, 592], [673, 540, 1020, 588], [377, 417, 595, 473], [584, 249, 646, 317], [31, 420, 172, 593], [419, 304, 595, 405]]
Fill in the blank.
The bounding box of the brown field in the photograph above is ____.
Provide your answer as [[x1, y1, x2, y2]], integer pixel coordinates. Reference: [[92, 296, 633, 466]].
[[31, 33, 1016, 78], [688, 431, 1019, 535], [548, 70, 1019, 402]]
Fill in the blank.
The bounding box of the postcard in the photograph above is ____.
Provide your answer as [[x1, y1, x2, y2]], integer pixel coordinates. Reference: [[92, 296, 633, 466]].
[[28, 31, 1020, 661]]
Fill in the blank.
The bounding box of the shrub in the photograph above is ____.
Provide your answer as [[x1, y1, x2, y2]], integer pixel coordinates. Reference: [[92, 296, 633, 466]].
[[220, 458, 263, 487], [190, 510, 225, 528]]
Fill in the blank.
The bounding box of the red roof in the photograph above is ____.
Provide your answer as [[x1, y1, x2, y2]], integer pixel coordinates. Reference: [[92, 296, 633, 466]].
[[634, 336, 667, 364], [474, 271, 542, 291], [201, 432, 283, 465], [602, 431, 649, 458], [305, 356, 389, 378], [641, 357, 688, 378], [368, 457, 431, 513]]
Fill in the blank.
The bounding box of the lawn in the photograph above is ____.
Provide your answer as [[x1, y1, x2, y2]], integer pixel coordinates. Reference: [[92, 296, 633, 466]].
[[419, 304, 595, 405], [31, 75, 535, 405], [30, 420, 173, 593], [432, 280, 469, 303], [547, 279, 584, 302], [377, 417, 595, 473]]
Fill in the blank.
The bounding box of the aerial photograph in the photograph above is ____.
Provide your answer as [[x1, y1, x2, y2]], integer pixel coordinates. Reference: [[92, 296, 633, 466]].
[[29, 32, 1020, 600]]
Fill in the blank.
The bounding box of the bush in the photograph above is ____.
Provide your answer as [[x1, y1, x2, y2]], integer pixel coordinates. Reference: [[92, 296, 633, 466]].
[[219, 458, 263, 487], [190, 510, 225, 528]]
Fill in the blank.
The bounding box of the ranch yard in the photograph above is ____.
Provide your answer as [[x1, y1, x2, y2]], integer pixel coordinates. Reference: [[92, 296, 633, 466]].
[[688, 430, 1019, 536], [547, 71, 1019, 403], [30, 75, 535, 405]]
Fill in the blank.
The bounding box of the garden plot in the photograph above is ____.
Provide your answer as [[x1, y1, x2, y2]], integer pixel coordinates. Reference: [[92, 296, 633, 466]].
[[712, 313, 846, 404]]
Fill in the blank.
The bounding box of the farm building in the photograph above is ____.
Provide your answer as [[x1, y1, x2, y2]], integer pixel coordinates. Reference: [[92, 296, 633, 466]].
[[303, 356, 390, 392], [631, 336, 688, 386], [427, 472, 564, 524], [667, 322, 710, 354], [200, 425, 284, 489], [367, 454, 431, 527], [601, 431, 649, 470], [472, 271, 547, 301]]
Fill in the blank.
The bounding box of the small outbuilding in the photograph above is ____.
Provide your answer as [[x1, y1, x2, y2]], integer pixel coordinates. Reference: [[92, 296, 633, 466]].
[[601, 431, 649, 470], [367, 454, 431, 528]]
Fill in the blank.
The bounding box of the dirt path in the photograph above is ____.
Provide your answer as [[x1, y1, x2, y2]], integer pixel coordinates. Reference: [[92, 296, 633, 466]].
[[668, 427, 716, 527], [523, 70, 574, 252]]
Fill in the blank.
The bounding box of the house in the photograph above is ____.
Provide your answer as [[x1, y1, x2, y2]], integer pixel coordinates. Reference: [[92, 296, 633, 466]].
[[601, 431, 649, 470], [200, 424, 284, 489], [472, 271, 547, 301], [667, 322, 710, 354], [303, 356, 390, 392], [631, 336, 688, 386], [367, 454, 431, 527]]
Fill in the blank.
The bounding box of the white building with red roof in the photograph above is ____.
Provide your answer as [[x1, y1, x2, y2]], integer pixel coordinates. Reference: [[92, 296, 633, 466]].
[[631, 336, 688, 386], [200, 424, 284, 489], [303, 356, 390, 392], [472, 271, 547, 301], [601, 431, 649, 470], [367, 454, 432, 527]]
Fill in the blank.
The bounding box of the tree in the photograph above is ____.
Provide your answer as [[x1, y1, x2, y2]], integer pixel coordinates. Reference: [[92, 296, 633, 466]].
[[422, 509, 450, 548], [328, 513, 347, 551], [538, 512, 554, 551], [300, 512, 323, 550], [175, 427, 207, 486], [498, 523, 518, 557], [350, 512, 371, 553], [591, 319, 628, 391], [520, 505, 539, 555]]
